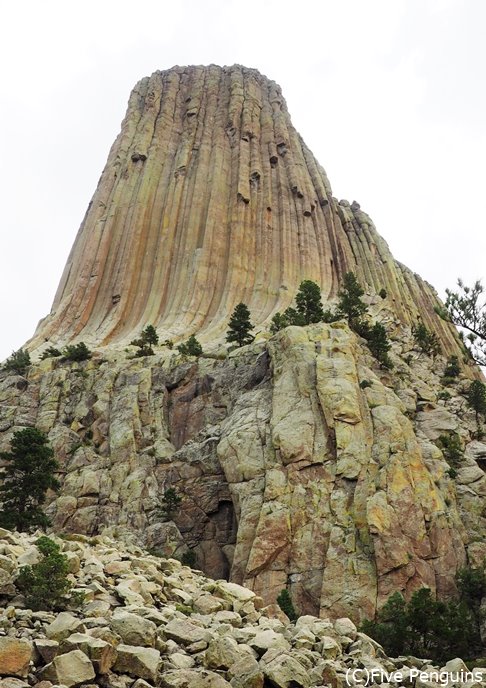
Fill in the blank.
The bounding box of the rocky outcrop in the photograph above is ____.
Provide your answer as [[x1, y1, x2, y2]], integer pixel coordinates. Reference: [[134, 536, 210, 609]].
[[2, 318, 484, 621], [0, 530, 484, 688], [28, 65, 461, 356]]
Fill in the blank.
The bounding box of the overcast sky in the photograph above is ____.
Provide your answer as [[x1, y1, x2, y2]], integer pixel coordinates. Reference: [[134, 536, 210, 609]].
[[1, 0, 485, 361]]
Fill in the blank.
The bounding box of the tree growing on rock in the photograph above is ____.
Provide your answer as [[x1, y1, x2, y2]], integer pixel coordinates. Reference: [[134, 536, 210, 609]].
[[412, 321, 441, 357], [226, 303, 255, 348], [295, 280, 325, 324], [336, 271, 368, 326], [0, 428, 59, 532], [467, 380, 486, 438], [277, 589, 298, 622], [3, 348, 31, 376], [157, 488, 182, 521], [131, 325, 159, 357], [62, 342, 91, 362], [365, 323, 393, 369], [177, 335, 203, 357]]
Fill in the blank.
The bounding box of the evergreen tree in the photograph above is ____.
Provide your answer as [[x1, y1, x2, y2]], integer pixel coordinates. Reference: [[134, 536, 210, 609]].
[[142, 325, 159, 346], [336, 272, 368, 326], [0, 428, 59, 531], [437, 279, 486, 366], [3, 349, 31, 375], [412, 322, 441, 357], [157, 488, 182, 521], [443, 355, 460, 379], [277, 589, 298, 622], [177, 335, 203, 357], [467, 380, 486, 437], [270, 312, 289, 334], [226, 303, 255, 347], [16, 537, 78, 611], [62, 342, 91, 362], [295, 280, 325, 324], [366, 323, 393, 369], [40, 346, 62, 360]]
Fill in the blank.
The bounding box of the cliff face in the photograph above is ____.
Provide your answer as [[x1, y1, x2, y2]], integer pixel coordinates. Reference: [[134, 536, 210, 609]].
[[2, 318, 485, 622], [30, 65, 459, 354]]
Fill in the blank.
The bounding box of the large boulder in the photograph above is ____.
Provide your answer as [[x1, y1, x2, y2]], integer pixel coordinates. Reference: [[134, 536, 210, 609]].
[[0, 638, 32, 678]]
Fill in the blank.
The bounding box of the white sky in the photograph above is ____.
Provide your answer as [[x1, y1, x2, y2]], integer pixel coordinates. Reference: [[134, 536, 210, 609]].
[[1, 0, 485, 361]]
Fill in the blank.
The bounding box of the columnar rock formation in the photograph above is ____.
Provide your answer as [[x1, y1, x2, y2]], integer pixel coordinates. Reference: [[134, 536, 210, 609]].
[[30, 65, 459, 353]]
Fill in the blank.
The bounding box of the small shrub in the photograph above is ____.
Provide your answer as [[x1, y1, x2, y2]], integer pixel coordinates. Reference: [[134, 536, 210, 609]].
[[3, 349, 31, 375], [40, 346, 62, 360], [438, 390, 451, 401], [175, 603, 193, 616], [63, 342, 91, 362], [277, 588, 298, 622], [379, 288, 387, 299], [365, 323, 393, 369], [16, 537, 78, 611], [163, 339, 174, 350], [360, 380, 372, 389], [177, 335, 203, 357], [447, 467, 458, 479]]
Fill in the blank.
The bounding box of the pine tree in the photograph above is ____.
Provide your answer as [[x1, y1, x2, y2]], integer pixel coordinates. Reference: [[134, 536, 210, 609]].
[[467, 380, 486, 437], [226, 303, 255, 347], [295, 280, 325, 324], [276, 589, 298, 622], [157, 488, 182, 521], [3, 349, 31, 375], [16, 536, 78, 611], [412, 322, 441, 357], [336, 272, 368, 325], [62, 342, 91, 362], [141, 325, 159, 346], [177, 335, 203, 357], [366, 323, 393, 368], [0, 428, 60, 531], [437, 279, 486, 366]]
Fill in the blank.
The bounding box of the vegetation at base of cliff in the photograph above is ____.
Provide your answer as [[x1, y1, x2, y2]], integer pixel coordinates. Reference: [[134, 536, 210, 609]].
[[0, 428, 59, 532], [62, 342, 91, 362], [437, 279, 486, 366], [270, 280, 338, 333], [3, 348, 31, 375], [226, 303, 255, 348], [412, 321, 441, 357], [180, 550, 197, 568], [177, 335, 203, 357], [277, 588, 298, 622], [361, 565, 486, 662], [16, 536, 83, 611]]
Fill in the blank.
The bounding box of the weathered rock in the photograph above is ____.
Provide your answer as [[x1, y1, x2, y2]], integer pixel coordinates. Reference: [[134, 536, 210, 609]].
[[46, 613, 84, 642], [0, 638, 32, 678], [163, 619, 209, 646], [34, 638, 59, 664], [60, 633, 117, 674], [161, 669, 231, 688], [111, 610, 157, 647], [113, 645, 160, 682], [260, 648, 311, 688], [40, 649, 95, 687]]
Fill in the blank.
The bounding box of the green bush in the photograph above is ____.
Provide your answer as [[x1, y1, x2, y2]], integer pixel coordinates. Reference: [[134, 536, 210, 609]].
[[40, 346, 62, 360], [336, 272, 368, 325], [163, 339, 174, 350], [360, 380, 372, 389], [3, 349, 31, 375], [467, 380, 486, 435], [16, 537, 81, 611], [0, 428, 59, 531], [63, 342, 91, 362], [379, 288, 387, 299], [277, 588, 298, 622], [177, 335, 203, 357], [365, 323, 393, 369]]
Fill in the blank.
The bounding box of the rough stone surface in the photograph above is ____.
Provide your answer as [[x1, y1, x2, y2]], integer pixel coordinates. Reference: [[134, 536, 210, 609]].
[[0, 638, 32, 678], [41, 649, 95, 687]]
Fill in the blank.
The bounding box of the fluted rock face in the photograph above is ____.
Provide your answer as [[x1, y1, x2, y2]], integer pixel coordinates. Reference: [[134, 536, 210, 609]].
[[30, 65, 459, 353]]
